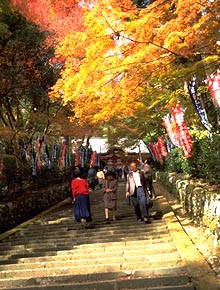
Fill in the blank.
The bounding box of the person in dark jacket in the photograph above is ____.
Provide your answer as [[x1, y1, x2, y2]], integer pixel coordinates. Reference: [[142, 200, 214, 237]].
[[87, 165, 96, 190], [103, 172, 118, 223]]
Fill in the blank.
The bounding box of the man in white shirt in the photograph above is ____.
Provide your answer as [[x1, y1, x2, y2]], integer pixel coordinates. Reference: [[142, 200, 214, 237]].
[[125, 162, 151, 223]]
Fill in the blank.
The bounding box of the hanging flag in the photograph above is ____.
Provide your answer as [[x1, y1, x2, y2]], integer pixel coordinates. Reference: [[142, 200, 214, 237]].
[[90, 151, 97, 166], [35, 137, 42, 170], [157, 136, 168, 157], [162, 114, 181, 148], [52, 144, 58, 161], [59, 140, 67, 168], [75, 149, 80, 166], [166, 137, 175, 152], [67, 148, 72, 166], [19, 140, 28, 161], [146, 145, 157, 162], [170, 104, 193, 158], [149, 143, 163, 164], [44, 144, 51, 169], [80, 146, 86, 168], [0, 146, 3, 182], [97, 152, 101, 168], [205, 71, 220, 107], [31, 148, 37, 176], [188, 77, 212, 134]]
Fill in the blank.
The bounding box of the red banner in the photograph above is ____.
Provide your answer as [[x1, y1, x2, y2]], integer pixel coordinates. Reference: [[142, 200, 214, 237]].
[[59, 142, 67, 168], [157, 136, 168, 157], [36, 137, 42, 170], [75, 150, 80, 166], [170, 104, 193, 158], [90, 151, 97, 166], [162, 114, 180, 148], [149, 143, 163, 165], [205, 72, 220, 107]]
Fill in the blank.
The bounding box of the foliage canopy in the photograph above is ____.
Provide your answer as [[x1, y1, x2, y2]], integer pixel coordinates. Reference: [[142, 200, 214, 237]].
[[48, 0, 220, 144]]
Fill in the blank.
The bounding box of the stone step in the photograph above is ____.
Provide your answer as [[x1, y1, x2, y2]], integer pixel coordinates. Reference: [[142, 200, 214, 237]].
[[0, 239, 177, 263], [4, 220, 165, 237], [0, 231, 172, 253], [0, 274, 194, 290], [0, 238, 175, 260], [0, 251, 181, 271], [0, 268, 190, 288], [0, 242, 178, 265], [0, 244, 176, 265], [0, 257, 183, 279], [0, 225, 169, 245], [0, 182, 196, 290], [0, 283, 195, 290]]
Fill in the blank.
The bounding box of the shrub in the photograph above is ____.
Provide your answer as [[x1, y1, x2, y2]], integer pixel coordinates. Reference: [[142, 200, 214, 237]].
[[189, 136, 220, 184], [164, 135, 220, 184], [165, 148, 192, 175]]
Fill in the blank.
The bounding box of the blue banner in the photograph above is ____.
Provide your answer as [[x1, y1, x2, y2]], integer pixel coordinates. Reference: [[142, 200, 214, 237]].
[[44, 144, 51, 169], [188, 76, 212, 136]]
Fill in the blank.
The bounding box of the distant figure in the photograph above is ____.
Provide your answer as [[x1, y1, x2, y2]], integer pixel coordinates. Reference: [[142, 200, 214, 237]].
[[96, 168, 105, 189], [123, 164, 129, 180], [103, 166, 108, 175], [87, 165, 96, 190], [103, 171, 118, 223], [71, 171, 92, 228], [116, 167, 123, 179]]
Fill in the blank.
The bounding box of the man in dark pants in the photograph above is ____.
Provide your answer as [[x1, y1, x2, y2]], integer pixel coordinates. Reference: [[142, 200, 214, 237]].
[[125, 162, 151, 223], [87, 165, 96, 190]]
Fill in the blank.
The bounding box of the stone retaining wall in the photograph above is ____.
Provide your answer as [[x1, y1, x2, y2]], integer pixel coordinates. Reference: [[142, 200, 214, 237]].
[[0, 183, 69, 234], [156, 172, 220, 245]]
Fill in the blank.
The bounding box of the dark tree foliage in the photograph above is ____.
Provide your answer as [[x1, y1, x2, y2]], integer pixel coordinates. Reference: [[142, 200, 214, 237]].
[[0, 0, 59, 157]]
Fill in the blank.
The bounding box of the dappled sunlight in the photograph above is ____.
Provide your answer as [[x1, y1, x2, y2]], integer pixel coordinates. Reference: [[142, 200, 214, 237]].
[[0, 180, 218, 289], [47, 217, 72, 225]]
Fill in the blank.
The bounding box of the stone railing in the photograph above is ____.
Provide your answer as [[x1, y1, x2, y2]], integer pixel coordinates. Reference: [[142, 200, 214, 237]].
[[0, 183, 70, 234], [156, 171, 220, 245]]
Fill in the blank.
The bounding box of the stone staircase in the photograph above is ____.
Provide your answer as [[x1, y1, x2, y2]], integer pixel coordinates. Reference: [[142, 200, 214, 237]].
[[0, 180, 195, 290]]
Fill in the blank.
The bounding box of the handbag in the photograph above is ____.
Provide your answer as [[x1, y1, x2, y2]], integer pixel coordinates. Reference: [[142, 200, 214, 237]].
[[146, 195, 153, 208]]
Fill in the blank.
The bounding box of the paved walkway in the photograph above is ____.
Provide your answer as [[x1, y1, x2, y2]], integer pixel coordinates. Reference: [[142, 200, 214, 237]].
[[0, 180, 219, 290]]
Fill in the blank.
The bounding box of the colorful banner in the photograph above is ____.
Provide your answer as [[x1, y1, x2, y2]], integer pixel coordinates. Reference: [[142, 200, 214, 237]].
[[59, 140, 67, 168], [157, 136, 168, 157], [44, 144, 51, 169], [31, 148, 37, 176], [0, 146, 3, 182], [80, 146, 86, 168], [170, 104, 193, 158], [149, 143, 163, 165], [146, 145, 157, 162], [35, 137, 42, 170], [90, 151, 97, 166], [75, 150, 80, 166], [162, 114, 180, 148], [188, 77, 212, 134], [52, 144, 58, 161], [205, 71, 220, 107], [97, 152, 101, 168]]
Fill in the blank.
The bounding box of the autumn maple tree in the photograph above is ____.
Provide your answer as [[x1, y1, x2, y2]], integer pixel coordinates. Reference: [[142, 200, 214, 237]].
[[8, 0, 220, 146], [10, 0, 85, 46], [0, 0, 83, 166], [48, 0, 220, 144]]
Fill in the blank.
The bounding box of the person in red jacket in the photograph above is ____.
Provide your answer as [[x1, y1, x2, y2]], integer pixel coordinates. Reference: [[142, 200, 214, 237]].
[[71, 171, 92, 228]]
